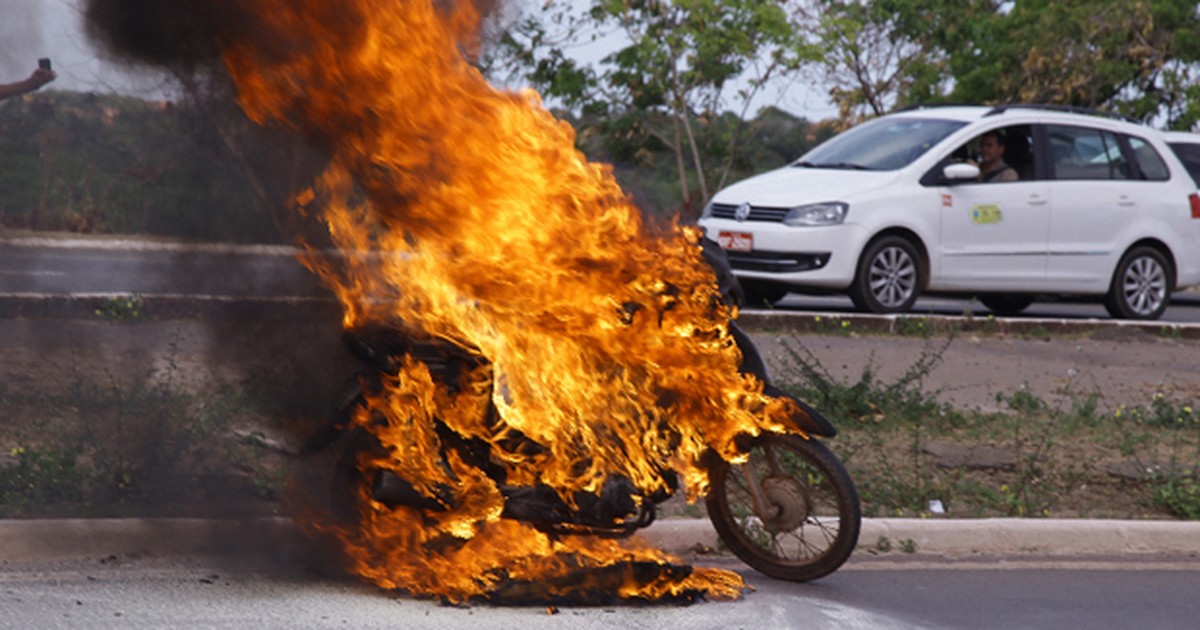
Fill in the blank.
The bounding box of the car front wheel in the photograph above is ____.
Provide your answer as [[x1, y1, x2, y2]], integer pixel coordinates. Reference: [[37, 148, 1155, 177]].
[[1104, 247, 1172, 320], [848, 236, 922, 313]]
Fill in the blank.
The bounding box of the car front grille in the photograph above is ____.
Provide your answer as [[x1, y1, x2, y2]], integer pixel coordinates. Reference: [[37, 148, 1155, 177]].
[[725, 250, 831, 273], [710, 203, 789, 222]]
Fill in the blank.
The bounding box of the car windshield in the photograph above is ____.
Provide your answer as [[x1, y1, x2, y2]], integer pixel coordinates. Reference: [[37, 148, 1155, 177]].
[[796, 117, 967, 171]]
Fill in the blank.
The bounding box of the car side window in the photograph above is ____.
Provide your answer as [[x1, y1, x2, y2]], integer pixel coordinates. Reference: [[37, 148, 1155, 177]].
[[1048, 125, 1131, 180], [1125, 135, 1170, 181], [938, 124, 1035, 183]]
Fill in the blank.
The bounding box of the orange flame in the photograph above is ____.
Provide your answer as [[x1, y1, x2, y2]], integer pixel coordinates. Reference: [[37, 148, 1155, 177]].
[[222, 0, 799, 602]]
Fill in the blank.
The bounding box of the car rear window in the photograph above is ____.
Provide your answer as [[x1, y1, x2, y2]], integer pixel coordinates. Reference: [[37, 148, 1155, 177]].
[[1168, 141, 1200, 186], [797, 117, 967, 171]]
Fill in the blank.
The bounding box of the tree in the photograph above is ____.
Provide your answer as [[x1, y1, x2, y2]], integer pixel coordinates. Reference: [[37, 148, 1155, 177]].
[[490, 0, 813, 214], [936, 0, 1200, 128], [797, 0, 954, 123], [797, 0, 1200, 129]]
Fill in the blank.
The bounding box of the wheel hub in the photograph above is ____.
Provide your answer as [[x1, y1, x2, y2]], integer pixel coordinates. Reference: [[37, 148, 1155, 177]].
[[759, 475, 811, 532]]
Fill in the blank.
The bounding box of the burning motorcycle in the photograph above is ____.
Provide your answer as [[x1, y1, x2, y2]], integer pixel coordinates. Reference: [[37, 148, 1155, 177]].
[[302, 245, 861, 584]]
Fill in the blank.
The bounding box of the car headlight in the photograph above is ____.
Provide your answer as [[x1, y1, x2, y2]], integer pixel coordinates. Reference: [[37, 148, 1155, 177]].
[[783, 202, 848, 226]]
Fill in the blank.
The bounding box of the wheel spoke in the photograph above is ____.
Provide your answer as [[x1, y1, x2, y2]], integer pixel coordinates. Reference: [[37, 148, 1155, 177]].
[[790, 528, 826, 559]]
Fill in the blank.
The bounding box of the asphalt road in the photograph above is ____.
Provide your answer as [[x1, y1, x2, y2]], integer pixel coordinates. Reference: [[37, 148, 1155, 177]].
[[2, 554, 1198, 629], [4, 236, 1200, 323], [769, 290, 1200, 324], [0, 240, 324, 299]]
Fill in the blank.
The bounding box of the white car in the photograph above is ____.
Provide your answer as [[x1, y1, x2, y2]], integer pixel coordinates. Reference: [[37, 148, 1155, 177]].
[[699, 105, 1200, 320]]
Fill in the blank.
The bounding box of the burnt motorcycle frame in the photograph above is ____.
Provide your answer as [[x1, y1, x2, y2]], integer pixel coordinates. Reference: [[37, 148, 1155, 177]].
[[305, 316, 862, 583]]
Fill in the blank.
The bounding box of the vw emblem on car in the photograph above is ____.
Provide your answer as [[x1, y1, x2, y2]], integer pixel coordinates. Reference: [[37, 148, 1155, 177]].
[[734, 202, 752, 222]]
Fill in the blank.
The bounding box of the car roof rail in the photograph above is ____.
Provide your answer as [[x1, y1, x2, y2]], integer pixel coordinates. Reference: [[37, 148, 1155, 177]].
[[985, 103, 1142, 125], [895, 102, 978, 113]]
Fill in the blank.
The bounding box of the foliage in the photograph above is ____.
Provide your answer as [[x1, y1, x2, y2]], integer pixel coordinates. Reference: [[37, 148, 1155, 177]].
[[775, 335, 956, 426], [95, 294, 144, 322], [0, 445, 87, 514], [920, 0, 1200, 127], [1153, 476, 1200, 519], [0, 85, 324, 243], [572, 105, 836, 218], [797, 0, 956, 122], [795, 0, 1200, 127], [0, 351, 282, 517], [491, 0, 815, 214], [774, 334, 1200, 519]]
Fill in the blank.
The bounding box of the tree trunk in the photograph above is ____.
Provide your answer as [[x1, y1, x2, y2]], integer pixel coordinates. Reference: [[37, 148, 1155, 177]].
[[672, 103, 691, 207]]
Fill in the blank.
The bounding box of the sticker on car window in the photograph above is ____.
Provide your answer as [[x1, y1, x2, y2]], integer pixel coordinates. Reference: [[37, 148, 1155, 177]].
[[971, 204, 1003, 225]]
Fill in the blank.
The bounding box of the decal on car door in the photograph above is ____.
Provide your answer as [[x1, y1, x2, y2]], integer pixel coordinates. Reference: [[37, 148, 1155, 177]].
[[971, 204, 1003, 225]]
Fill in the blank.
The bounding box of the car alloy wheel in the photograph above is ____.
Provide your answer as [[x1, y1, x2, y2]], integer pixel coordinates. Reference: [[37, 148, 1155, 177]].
[[1123, 258, 1166, 315], [849, 235, 922, 313], [1105, 247, 1172, 320], [871, 247, 917, 309]]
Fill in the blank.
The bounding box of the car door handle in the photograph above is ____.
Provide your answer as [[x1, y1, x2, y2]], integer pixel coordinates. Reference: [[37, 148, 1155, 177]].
[[1118, 195, 1136, 207], [1027, 194, 1048, 206]]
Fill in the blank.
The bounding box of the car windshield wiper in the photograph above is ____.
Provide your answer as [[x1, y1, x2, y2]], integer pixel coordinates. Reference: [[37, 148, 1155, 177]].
[[821, 162, 873, 171], [792, 161, 873, 170]]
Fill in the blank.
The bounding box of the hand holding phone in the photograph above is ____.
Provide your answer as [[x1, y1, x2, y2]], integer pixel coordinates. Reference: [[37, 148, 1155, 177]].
[[38, 58, 52, 71]]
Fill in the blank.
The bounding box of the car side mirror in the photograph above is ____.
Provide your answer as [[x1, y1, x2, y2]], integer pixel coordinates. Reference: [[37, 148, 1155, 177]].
[[943, 163, 981, 181]]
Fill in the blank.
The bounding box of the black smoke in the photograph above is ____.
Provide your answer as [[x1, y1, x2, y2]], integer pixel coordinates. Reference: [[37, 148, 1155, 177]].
[[83, 0, 505, 72], [82, 0, 254, 70]]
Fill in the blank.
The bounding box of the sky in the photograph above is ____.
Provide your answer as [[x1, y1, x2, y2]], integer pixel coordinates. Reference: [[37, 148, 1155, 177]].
[[1, 0, 837, 118], [1, 0, 174, 98]]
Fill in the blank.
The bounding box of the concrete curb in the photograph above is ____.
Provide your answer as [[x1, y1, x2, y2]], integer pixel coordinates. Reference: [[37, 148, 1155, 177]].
[[0, 293, 339, 321], [737, 309, 1200, 339], [642, 518, 1200, 557], [4, 517, 1199, 563], [0, 517, 306, 563]]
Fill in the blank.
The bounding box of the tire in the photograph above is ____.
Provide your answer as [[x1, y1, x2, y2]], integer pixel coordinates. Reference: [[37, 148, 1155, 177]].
[[979, 294, 1035, 316], [848, 236, 922, 313], [705, 433, 861, 582], [741, 281, 789, 308], [1104, 247, 1172, 320]]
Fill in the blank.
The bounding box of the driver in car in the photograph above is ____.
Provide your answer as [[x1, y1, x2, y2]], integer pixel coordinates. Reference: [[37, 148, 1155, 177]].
[[975, 131, 1019, 182]]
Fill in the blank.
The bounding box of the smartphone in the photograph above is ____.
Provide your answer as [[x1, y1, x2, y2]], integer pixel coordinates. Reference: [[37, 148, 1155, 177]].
[[38, 58, 51, 71]]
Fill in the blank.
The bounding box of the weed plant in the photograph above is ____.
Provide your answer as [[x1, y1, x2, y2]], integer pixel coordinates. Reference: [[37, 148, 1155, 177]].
[[0, 339, 285, 518]]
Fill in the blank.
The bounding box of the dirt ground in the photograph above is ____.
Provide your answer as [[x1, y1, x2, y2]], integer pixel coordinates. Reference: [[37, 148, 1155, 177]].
[[2, 312, 1198, 519], [753, 327, 1200, 414]]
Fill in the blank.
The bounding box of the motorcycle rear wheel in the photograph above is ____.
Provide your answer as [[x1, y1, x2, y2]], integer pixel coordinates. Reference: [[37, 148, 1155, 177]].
[[705, 433, 861, 582]]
